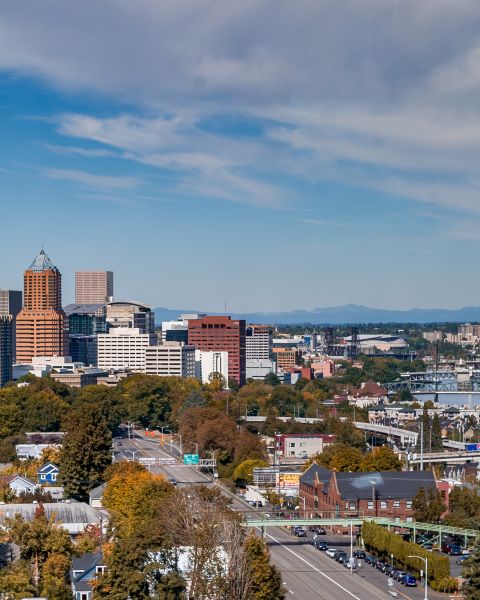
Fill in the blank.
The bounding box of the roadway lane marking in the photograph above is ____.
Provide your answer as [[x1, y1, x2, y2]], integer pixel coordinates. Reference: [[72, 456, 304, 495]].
[[264, 531, 362, 600]]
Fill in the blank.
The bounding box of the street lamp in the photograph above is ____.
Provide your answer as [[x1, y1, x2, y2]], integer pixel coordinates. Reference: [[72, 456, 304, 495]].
[[125, 449, 138, 462], [408, 555, 428, 600]]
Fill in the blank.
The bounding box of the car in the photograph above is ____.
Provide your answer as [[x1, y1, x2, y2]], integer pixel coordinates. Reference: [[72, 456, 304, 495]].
[[343, 558, 356, 569], [394, 571, 407, 582], [385, 565, 396, 576], [326, 548, 337, 558], [293, 526, 307, 537], [375, 561, 386, 571], [456, 555, 469, 565], [315, 540, 328, 551], [168, 477, 177, 486], [334, 551, 348, 563], [449, 545, 462, 556], [353, 550, 366, 559], [364, 555, 376, 565], [401, 574, 417, 587], [314, 527, 326, 535]]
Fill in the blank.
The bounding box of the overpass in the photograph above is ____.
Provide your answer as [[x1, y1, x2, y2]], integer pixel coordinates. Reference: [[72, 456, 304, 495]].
[[353, 421, 418, 445], [245, 516, 478, 546], [407, 449, 480, 465]]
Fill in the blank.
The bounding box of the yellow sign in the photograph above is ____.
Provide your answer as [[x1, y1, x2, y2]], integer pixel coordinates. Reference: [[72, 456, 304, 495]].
[[277, 473, 300, 488]]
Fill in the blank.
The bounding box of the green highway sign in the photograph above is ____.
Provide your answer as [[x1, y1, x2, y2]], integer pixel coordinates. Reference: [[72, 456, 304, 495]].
[[183, 453, 200, 465]]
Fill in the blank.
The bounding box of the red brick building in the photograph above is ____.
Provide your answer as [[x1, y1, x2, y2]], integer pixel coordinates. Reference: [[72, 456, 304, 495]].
[[16, 250, 67, 362], [300, 464, 437, 521], [188, 315, 246, 385]]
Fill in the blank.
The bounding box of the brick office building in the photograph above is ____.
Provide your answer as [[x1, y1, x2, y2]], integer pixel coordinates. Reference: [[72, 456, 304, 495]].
[[16, 250, 67, 362], [300, 463, 437, 521], [188, 316, 246, 386]]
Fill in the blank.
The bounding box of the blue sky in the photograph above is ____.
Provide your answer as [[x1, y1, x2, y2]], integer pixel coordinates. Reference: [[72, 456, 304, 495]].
[[1, 1, 480, 312]]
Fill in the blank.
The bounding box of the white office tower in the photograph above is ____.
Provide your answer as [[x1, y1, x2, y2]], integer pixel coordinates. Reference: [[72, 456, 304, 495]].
[[145, 342, 196, 378], [246, 325, 272, 360], [195, 349, 229, 384], [97, 328, 153, 372]]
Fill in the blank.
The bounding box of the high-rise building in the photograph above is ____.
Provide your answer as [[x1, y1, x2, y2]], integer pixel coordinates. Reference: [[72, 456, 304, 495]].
[[246, 325, 273, 360], [145, 342, 196, 378], [0, 290, 22, 360], [75, 271, 113, 304], [188, 315, 246, 385], [0, 316, 13, 387], [106, 301, 155, 334], [16, 250, 67, 362], [97, 327, 154, 372], [64, 303, 107, 335]]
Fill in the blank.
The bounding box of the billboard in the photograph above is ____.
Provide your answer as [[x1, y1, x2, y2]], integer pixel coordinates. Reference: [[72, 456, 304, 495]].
[[277, 473, 300, 488]]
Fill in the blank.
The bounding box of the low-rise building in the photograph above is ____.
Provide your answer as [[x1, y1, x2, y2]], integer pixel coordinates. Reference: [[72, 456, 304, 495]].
[[273, 347, 300, 370], [37, 462, 59, 484], [0, 475, 37, 495], [71, 551, 106, 600], [274, 434, 336, 460], [246, 359, 276, 381], [145, 342, 196, 378], [300, 464, 437, 521]]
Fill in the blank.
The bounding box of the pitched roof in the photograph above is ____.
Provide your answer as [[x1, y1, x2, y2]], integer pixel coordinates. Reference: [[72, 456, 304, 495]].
[[38, 462, 59, 473], [72, 551, 103, 574], [28, 249, 56, 272], [335, 470, 436, 500], [300, 463, 332, 489], [89, 482, 106, 499]]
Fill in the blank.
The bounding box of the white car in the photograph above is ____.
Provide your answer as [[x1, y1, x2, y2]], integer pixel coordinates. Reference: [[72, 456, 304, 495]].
[[326, 548, 337, 558]]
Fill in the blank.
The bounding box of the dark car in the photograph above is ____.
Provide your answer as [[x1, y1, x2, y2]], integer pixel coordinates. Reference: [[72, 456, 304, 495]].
[[401, 574, 417, 587], [168, 477, 178, 486], [315, 540, 328, 551], [334, 551, 348, 563], [456, 555, 469, 565], [313, 527, 326, 535], [353, 550, 366, 559], [449, 545, 462, 556], [365, 555, 376, 566], [375, 561, 386, 571], [394, 571, 407, 582]]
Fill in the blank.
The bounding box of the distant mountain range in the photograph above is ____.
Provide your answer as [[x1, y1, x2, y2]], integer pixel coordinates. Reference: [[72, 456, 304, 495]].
[[154, 304, 480, 325]]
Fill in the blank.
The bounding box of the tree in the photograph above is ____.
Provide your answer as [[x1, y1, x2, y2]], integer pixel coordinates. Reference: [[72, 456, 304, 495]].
[[0, 561, 35, 599], [233, 459, 269, 487], [59, 405, 112, 501], [445, 486, 480, 529], [359, 447, 402, 472], [413, 486, 445, 523], [0, 403, 23, 439], [431, 414, 443, 452], [310, 443, 362, 472], [263, 372, 280, 386], [463, 536, 480, 599], [244, 535, 285, 600], [417, 405, 431, 452]]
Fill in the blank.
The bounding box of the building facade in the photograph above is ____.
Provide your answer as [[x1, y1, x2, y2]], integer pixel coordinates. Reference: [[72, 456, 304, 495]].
[[75, 271, 113, 304], [196, 350, 229, 384], [0, 316, 13, 387], [275, 434, 336, 460], [272, 347, 300, 370], [188, 316, 246, 385], [300, 465, 437, 521], [246, 325, 272, 360], [106, 301, 154, 334], [64, 303, 107, 335], [16, 250, 67, 362], [145, 342, 196, 378], [0, 290, 22, 360], [97, 327, 153, 372]]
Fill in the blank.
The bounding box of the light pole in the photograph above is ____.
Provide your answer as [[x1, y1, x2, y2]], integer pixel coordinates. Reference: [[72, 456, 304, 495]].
[[408, 555, 428, 600], [126, 449, 138, 462]]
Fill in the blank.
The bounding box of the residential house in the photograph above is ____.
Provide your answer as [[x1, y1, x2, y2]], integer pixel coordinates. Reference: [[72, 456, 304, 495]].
[[0, 475, 37, 496], [300, 464, 437, 522], [37, 462, 59, 484], [71, 551, 106, 600], [89, 482, 106, 509]]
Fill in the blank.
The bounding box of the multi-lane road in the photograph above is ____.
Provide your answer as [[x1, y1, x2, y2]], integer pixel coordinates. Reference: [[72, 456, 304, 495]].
[[114, 432, 435, 600]]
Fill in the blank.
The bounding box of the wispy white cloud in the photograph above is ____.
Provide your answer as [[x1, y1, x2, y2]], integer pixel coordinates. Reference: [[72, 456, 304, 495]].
[[297, 218, 348, 227], [43, 168, 139, 189], [43, 143, 117, 158]]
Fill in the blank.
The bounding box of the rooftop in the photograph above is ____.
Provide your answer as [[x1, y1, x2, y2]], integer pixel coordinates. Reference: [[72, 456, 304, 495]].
[[28, 249, 57, 272]]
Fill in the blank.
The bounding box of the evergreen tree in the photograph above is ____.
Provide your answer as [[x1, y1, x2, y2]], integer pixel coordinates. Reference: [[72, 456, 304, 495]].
[[431, 414, 443, 452], [245, 536, 285, 600], [263, 372, 280, 386], [413, 486, 445, 523], [463, 536, 480, 600], [417, 405, 431, 452], [59, 405, 112, 501]]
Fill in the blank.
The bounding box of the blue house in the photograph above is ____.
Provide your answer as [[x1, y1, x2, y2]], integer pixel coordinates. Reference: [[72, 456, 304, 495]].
[[70, 552, 106, 600], [37, 462, 59, 484]]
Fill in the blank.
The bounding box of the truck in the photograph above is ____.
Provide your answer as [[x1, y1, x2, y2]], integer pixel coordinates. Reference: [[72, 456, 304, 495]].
[[465, 443, 480, 452]]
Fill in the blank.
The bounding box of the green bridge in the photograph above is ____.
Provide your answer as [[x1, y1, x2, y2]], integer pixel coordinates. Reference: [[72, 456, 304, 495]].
[[245, 517, 478, 546]]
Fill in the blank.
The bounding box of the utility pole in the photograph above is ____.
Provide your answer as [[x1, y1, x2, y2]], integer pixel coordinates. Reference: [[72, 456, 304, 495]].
[[420, 420, 424, 471]]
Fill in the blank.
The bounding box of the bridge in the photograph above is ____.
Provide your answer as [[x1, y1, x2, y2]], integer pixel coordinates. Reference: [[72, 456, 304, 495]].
[[354, 421, 417, 445], [407, 449, 480, 465], [385, 370, 480, 393], [244, 516, 478, 546]]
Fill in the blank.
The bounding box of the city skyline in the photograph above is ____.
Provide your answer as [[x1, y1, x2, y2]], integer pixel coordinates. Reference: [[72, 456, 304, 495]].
[[2, 2, 480, 311]]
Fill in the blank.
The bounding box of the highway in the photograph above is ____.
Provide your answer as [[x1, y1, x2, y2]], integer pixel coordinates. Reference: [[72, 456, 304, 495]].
[[114, 432, 420, 599]]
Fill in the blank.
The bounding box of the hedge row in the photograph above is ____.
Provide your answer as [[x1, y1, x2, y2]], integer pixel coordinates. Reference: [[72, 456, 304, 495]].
[[362, 521, 451, 590]]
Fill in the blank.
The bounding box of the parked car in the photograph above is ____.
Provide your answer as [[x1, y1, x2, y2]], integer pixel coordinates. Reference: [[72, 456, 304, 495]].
[[326, 548, 337, 558], [364, 555, 376, 565], [353, 550, 366, 559], [168, 477, 177, 486], [449, 544, 462, 556], [334, 551, 348, 563], [312, 527, 326, 535], [394, 571, 407, 582], [401, 574, 417, 587], [456, 555, 469, 565], [315, 540, 328, 551]]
